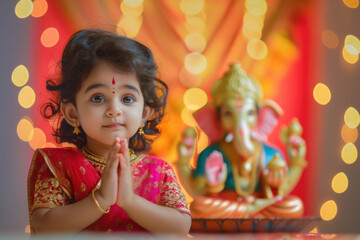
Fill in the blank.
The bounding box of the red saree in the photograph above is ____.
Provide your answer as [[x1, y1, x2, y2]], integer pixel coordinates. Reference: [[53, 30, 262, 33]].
[[27, 147, 190, 233]]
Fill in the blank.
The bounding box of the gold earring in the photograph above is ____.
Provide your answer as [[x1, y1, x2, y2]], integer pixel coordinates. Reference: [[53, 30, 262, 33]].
[[73, 124, 81, 135], [138, 127, 144, 135]]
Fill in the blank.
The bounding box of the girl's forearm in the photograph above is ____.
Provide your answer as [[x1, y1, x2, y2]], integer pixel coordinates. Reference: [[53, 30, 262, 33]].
[[31, 191, 108, 233], [123, 195, 191, 235]]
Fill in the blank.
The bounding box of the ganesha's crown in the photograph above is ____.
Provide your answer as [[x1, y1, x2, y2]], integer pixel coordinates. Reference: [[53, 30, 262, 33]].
[[211, 63, 262, 107]]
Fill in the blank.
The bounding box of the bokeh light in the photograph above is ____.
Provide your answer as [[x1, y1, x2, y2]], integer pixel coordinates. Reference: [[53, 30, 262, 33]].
[[31, 0, 48, 18], [179, 68, 202, 88], [18, 86, 36, 109], [121, 1, 144, 17], [343, 0, 359, 8], [40, 27, 60, 48], [180, 0, 204, 16], [344, 107, 360, 128], [242, 20, 263, 40], [341, 142, 358, 164], [342, 46, 359, 64], [117, 16, 143, 38], [341, 124, 358, 143], [29, 128, 47, 150], [12, 65, 29, 87], [15, 0, 33, 19], [322, 30, 339, 49], [320, 200, 337, 221], [313, 83, 331, 105], [183, 88, 208, 111], [17, 117, 34, 142], [247, 39, 268, 60], [245, 0, 267, 16], [123, 0, 144, 8], [331, 172, 348, 194], [185, 33, 206, 52], [181, 108, 197, 127], [184, 52, 207, 74], [344, 34, 360, 54]]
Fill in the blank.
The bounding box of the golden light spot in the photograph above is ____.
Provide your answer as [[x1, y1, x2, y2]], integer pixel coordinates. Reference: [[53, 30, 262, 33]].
[[322, 30, 339, 49], [179, 68, 202, 88], [186, 17, 205, 33], [31, 0, 48, 18], [123, 0, 144, 8], [12, 65, 29, 87], [341, 142, 358, 164], [121, 1, 144, 17], [245, 0, 268, 16], [342, 46, 359, 64], [332, 172, 348, 194], [183, 88, 207, 111], [117, 16, 143, 38], [243, 12, 264, 28], [309, 227, 318, 233], [344, 35, 360, 54], [17, 117, 34, 142], [185, 33, 206, 52], [15, 0, 33, 19], [247, 39, 268, 60], [341, 124, 358, 143], [184, 52, 207, 74], [181, 108, 197, 127], [18, 86, 36, 109], [29, 128, 47, 150], [343, 0, 359, 8], [242, 20, 262, 40], [41, 27, 59, 48], [313, 83, 331, 105], [320, 200, 337, 221], [344, 107, 360, 128], [180, 0, 204, 16]]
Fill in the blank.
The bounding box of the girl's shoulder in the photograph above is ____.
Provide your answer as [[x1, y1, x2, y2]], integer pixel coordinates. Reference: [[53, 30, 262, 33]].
[[33, 147, 82, 164]]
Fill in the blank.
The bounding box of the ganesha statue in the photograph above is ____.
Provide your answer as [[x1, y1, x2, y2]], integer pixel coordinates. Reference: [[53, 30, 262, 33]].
[[175, 63, 307, 219]]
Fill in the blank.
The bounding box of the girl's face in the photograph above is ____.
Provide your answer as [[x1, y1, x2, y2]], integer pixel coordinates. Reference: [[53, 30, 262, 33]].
[[63, 61, 152, 153]]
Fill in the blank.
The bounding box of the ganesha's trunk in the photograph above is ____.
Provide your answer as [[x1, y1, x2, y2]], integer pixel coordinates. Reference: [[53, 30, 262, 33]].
[[234, 120, 255, 159]]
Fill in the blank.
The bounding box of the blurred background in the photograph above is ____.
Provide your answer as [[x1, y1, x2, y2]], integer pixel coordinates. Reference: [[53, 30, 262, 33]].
[[1, 0, 360, 234]]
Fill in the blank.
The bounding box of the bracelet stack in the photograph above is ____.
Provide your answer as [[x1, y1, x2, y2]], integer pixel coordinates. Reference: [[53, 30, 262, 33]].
[[91, 188, 110, 214]]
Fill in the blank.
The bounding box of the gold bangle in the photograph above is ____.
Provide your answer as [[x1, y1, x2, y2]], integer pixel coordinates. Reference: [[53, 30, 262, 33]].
[[91, 188, 110, 214]]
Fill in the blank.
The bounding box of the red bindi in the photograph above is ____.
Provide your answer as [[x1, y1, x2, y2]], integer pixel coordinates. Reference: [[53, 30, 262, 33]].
[[112, 77, 115, 94]]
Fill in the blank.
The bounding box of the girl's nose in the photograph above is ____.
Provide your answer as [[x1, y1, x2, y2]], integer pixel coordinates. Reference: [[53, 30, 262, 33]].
[[106, 101, 122, 117]]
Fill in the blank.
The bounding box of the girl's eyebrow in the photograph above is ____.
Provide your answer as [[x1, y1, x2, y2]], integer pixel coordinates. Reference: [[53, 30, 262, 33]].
[[84, 83, 140, 94]]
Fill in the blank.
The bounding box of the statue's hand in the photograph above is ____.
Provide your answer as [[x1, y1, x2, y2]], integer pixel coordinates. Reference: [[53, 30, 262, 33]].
[[205, 151, 227, 187], [287, 135, 307, 167], [177, 127, 197, 165], [264, 167, 287, 189]]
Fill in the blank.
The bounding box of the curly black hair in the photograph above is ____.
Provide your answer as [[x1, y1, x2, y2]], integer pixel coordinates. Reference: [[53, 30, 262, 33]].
[[41, 29, 168, 152]]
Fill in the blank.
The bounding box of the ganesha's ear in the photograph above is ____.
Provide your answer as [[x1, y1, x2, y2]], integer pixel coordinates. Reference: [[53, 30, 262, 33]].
[[253, 100, 283, 142], [193, 104, 223, 143]]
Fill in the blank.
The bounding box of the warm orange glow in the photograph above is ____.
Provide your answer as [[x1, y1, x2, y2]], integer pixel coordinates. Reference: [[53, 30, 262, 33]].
[[12, 65, 29, 87], [186, 16, 205, 33], [322, 30, 339, 49], [31, 0, 48, 18], [41, 27, 60, 48], [29, 128, 47, 150], [197, 130, 209, 154], [123, 0, 144, 8], [341, 142, 358, 164], [245, 0, 268, 16], [344, 106, 360, 128], [117, 16, 143, 38], [320, 200, 337, 221], [179, 68, 202, 88], [15, 0, 33, 19], [17, 117, 34, 142], [247, 39, 268, 60], [18, 86, 36, 109], [313, 83, 331, 105], [343, 0, 359, 8], [121, 1, 144, 17], [331, 172, 348, 194], [242, 20, 262, 40], [341, 124, 358, 143]]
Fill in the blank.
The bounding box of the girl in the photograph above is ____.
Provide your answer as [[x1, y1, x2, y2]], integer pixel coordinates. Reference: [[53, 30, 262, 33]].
[[27, 29, 191, 234]]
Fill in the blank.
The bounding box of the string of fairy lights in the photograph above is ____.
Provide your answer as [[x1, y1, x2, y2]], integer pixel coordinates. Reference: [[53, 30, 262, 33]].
[[11, 0, 360, 234]]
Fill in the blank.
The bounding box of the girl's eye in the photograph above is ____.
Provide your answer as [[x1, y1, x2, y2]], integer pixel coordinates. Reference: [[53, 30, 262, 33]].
[[122, 95, 135, 104], [90, 95, 104, 103]]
